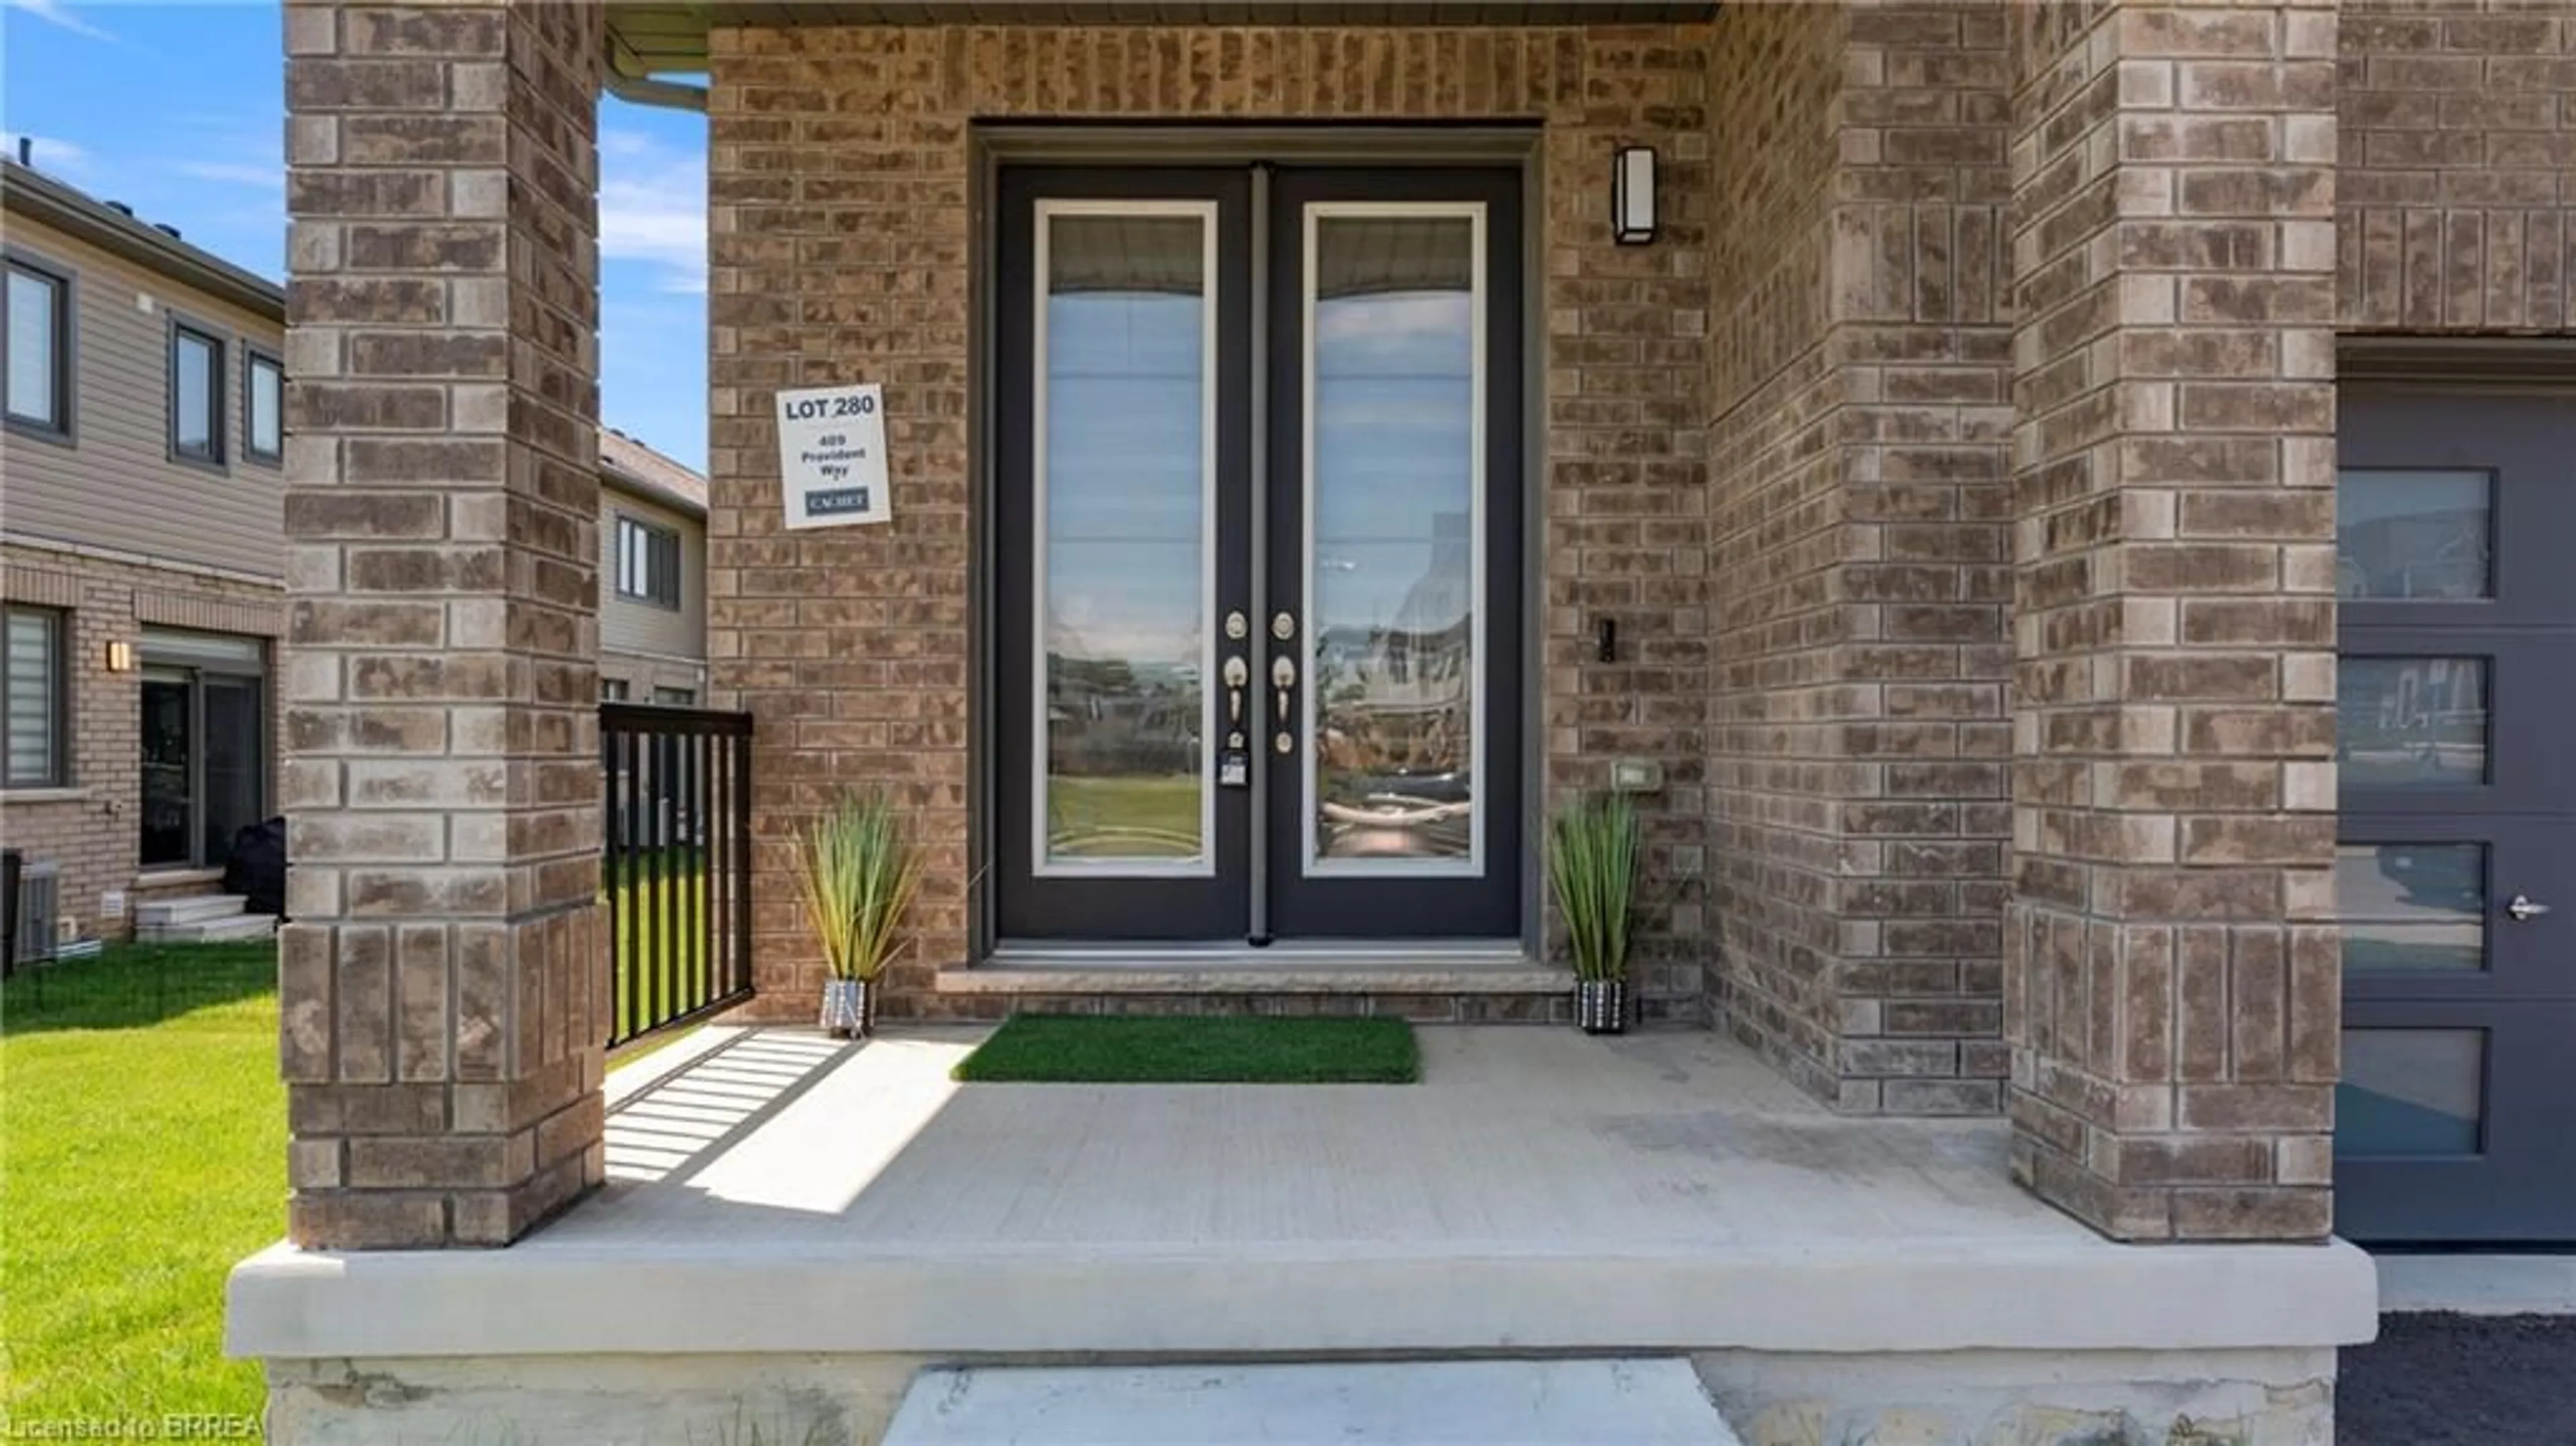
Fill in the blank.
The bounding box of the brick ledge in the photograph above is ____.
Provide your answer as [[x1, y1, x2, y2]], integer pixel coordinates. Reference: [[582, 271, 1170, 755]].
[[942, 964, 1575, 995]]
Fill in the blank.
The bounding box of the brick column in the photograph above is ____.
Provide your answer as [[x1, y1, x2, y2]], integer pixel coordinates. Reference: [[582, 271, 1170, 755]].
[[280, 0, 606, 1249], [2006, 2, 2340, 1241]]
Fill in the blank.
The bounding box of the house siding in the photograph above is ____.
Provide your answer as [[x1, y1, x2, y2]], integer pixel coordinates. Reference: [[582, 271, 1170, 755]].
[[598, 484, 707, 691], [0, 220, 286, 582], [0, 199, 287, 944]]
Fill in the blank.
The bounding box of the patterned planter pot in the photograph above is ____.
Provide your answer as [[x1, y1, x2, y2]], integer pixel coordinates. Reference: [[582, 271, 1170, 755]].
[[820, 978, 877, 1039], [1574, 978, 1627, 1036]]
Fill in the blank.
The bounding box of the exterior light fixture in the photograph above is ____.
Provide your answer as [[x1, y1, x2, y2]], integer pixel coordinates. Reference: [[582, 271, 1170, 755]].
[[105, 639, 136, 673], [1613, 145, 1656, 245]]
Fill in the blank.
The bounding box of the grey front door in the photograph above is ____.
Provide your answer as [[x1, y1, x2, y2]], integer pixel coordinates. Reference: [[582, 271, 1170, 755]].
[[2334, 390, 2576, 1243], [993, 162, 1525, 946]]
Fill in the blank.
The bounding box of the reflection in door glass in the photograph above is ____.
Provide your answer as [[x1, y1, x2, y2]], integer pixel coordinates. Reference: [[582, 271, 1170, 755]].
[[140, 675, 191, 867], [1306, 211, 1479, 868], [2337, 843, 2485, 973], [2336, 469, 2492, 600], [2337, 1027, 2485, 1158], [1039, 211, 1210, 867], [2337, 657, 2487, 787], [202, 675, 265, 869]]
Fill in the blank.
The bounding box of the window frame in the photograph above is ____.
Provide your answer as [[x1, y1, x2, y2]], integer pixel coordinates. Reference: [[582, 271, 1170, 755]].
[[1, 604, 70, 790], [614, 512, 683, 610], [243, 346, 284, 466], [167, 315, 229, 470], [3, 249, 76, 445]]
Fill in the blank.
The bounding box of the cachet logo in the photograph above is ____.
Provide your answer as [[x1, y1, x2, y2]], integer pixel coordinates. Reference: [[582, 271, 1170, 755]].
[[804, 488, 871, 517]]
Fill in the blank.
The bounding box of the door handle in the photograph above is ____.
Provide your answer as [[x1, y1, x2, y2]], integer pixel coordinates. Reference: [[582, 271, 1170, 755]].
[[2508, 894, 2553, 922], [1222, 655, 1250, 738], [1270, 653, 1297, 755]]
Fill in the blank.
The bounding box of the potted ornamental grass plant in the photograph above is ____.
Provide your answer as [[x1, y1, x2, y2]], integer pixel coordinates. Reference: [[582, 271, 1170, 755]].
[[798, 789, 922, 1040], [1548, 791, 1640, 1035]]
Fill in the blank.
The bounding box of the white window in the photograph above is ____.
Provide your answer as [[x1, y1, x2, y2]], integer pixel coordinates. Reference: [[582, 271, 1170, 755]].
[[172, 323, 224, 464], [3, 607, 66, 788], [245, 351, 283, 463], [4, 259, 70, 437], [616, 515, 681, 608]]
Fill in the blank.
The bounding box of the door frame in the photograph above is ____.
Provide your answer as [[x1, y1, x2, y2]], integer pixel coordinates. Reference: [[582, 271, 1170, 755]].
[[967, 125, 1549, 962], [136, 628, 272, 873]]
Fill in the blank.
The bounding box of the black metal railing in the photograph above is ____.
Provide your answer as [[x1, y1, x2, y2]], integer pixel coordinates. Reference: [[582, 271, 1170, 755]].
[[602, 702, 755, 1048]]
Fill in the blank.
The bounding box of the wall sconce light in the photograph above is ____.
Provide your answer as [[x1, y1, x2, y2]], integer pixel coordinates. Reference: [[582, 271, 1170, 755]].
[[1613, 145, 1657, 245], [105, 639, 136, 673]]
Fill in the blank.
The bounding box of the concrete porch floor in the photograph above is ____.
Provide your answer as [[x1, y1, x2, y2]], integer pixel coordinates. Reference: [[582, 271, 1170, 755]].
[[230, 1025, 2372, 1361]]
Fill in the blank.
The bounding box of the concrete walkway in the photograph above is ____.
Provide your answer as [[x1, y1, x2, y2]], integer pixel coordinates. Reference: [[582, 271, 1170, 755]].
[[883, 1360, 1740, 1445], [2375, 1254, 2576, 1315]]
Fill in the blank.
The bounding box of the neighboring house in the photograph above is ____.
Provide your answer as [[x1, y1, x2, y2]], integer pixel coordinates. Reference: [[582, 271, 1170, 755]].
[[0, 155, 288, 946], [598, 427, 709, 706], [0, 159, 712, 950], [236, 3, 2575, 1443]]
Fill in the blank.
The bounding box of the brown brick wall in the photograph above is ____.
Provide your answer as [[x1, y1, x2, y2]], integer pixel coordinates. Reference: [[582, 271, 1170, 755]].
[[1705, 3, 1847, 1096], [1, 544, 284, 939], [2006, 0, 2341, 1242], [706, 23, 1712, 1021], [279, 0, 606, 1249], [1707, 1, 2014, 1114], [2339, 0, 2575, 331]]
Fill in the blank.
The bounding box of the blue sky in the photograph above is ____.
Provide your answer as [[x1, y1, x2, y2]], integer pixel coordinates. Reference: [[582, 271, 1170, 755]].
[[1, 0, 710, 469]]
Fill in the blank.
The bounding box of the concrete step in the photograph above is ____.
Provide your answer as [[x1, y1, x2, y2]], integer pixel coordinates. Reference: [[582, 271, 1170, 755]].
[[132, 893, 250, 926], [137, 913, 278, 944], [883, 1359, 1741, 1445]]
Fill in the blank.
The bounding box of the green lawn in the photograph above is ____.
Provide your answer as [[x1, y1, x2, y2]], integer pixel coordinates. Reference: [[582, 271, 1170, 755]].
[[1, 942, 282, 1426], [1046, 775, 1203, 859], [603, 849, 716, 1044], [953, 1014, 1420, 1084]]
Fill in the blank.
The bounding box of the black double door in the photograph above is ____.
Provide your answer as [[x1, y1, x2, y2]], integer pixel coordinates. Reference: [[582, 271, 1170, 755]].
[[995, 164, 1523, 944]]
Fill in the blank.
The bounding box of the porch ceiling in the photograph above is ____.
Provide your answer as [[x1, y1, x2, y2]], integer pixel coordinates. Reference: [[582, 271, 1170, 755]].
[[606, 2, 1723, 77]]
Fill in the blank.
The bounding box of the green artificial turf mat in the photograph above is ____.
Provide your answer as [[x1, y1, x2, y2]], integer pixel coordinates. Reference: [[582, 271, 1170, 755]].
[[951, 1013, 1419, 1084]]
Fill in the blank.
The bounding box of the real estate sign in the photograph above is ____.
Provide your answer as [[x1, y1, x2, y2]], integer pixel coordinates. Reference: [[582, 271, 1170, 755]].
[[777, 383, 891, 529]]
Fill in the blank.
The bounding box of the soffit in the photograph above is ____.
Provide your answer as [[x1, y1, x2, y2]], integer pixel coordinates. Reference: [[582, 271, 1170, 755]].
[[607, 3, 1721, 77]]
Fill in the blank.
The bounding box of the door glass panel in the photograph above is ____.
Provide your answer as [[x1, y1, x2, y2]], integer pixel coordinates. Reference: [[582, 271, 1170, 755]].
[[2337, 657, 2488, 787], [2338, 843, 2485, 973], [1037, 208, 1212, 869], [140, 674, 192, 868], [2337, 1028, 2485, 1157], [1305, 209, 1480, 871], [202, 675, 264, 869], [2337, 469, 2492, 600]]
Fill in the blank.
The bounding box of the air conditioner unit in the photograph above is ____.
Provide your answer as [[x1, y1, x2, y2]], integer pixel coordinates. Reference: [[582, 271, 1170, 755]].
[[12, 860, 61, 968]]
